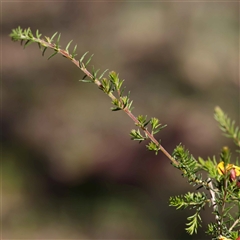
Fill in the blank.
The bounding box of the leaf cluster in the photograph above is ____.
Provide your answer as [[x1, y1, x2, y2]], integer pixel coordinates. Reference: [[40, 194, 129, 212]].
[[130, 116, 167, 155], [172, 144, 204, 185], [170, 192, 207, 234], [214, 106, 240, 148], [10, 27, 240, 240], [170, 108, 240, 239]]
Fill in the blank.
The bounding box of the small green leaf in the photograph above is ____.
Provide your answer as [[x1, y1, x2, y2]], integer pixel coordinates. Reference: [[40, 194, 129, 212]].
[[72, 44, 78, 58], [153, 129, 160, 134], [80, 51, 89, 62], [24, 27, 30, 36], [45, 36, 51, 43], [146, 142, 160, 155], [66, 40, 73, 53], [153, 124, 167, 134], [56, 33, 61, 47], [24, 40, 33, 48], [143, 119, 151, 128], [121, 96, 129, 108], [130, 129, 145, 142], [47, 50, 58, 60], [111, 99, 122, 111], [17, 26, 22, 34], [82, 74, 87, 80], [109, 71, 118, 82], [28, 30, 33, 38], [85, 54, 94, 66], [73, 44, 77, 53], [50, 32, 58, 42], [120, 87, 126, 96], [79, 60, 84, 68], [93, 68, 100, 79], [42, 47, 47, 56], [118, 79, 124, 89], [111, 106, 122, 111], [101, 78, 112, 93], [36, 29, 42, 38], [185, 212, 201, 235], [128, 100, 133, 111], [37, 42, 41, 50], [99, 69, 109, 79]]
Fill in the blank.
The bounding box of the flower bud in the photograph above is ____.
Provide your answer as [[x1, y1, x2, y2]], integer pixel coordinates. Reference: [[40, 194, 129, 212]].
[[230, 168, 236, 181]]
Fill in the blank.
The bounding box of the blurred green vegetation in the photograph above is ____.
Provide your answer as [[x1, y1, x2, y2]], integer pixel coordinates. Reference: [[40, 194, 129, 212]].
[[2, 2, 239, 239]]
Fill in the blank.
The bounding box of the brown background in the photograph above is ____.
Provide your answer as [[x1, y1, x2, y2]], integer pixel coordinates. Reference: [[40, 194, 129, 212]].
[[2, 1, 239, 239]]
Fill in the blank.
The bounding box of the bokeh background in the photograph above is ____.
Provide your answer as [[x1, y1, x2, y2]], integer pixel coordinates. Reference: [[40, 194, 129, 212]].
[[2, 1, 239, 239]]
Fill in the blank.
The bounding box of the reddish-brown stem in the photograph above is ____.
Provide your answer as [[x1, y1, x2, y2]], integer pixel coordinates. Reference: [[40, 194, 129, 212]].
[[24, 35, 179, 166], [124, 108, 178, 165]]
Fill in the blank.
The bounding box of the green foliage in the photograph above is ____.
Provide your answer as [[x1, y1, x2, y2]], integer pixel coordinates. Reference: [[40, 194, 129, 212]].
[[198, 156, 220, 180], [172, 144, 203, 185], [170, 108, 240, 239], [10, 27, 240, 240], [170, 192, 207, 210], [186, 212, 202, 235], [169, 191, 206, 234], [214, 106, 240, 148], [129, 115, 167, 155], [11, 27, 171, 159], [130, 129, 146, 142]]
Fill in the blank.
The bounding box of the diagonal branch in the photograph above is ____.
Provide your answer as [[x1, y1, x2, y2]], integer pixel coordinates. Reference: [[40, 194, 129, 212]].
[[10, 28, 178, 166]]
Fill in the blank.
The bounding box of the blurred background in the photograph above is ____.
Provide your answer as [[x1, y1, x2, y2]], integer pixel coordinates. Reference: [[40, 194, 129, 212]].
[[2, 1, 239, 239]]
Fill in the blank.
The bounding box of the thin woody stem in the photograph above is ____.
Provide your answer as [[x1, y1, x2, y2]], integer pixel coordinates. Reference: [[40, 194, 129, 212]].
[[208, 179, 221, 232], [124, 108, 178, 165]]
